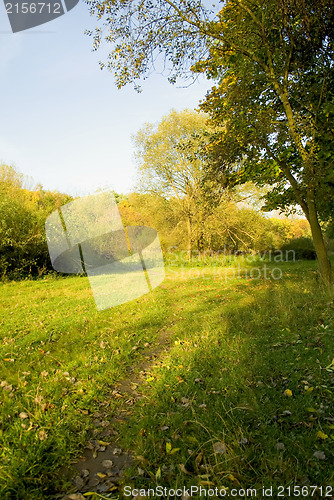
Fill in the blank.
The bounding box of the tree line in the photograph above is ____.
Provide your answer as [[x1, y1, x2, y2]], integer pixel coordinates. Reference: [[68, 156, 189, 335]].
[[0, 152, 319, 279]]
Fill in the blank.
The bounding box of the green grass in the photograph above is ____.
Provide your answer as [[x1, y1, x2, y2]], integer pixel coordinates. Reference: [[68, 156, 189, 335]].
[[0, 258, 333, 498]]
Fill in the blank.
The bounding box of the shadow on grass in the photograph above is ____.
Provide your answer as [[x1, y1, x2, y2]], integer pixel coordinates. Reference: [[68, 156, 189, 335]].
[[118, 265, 334, 493]]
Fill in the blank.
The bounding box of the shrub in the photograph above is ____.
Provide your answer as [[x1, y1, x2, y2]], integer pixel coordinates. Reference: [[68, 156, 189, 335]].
[[279, 237, 317, 260]]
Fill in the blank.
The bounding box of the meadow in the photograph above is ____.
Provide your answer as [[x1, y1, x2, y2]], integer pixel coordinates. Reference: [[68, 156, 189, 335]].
[[0, 255, 333, 499]]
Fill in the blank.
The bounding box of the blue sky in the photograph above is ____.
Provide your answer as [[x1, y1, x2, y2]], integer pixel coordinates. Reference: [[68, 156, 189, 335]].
[[0, 0, 212, 196]]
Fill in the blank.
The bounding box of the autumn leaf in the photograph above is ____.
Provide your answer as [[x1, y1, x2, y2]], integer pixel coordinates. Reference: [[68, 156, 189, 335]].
[[213, 441, 227, 454], [179, 463, 192, 475], [102, 460, 113, 468], [38, 430, 48, 441], [96, 472, 106, 478], [284, 389, 293, 397], [316, 431, 328, 440]]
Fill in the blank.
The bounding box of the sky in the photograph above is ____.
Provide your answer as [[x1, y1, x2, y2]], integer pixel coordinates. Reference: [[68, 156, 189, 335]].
[[0, 0, 212, 196]]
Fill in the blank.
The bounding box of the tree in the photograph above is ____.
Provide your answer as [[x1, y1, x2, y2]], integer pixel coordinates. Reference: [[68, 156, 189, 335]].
[[133, 109, 219, 258], [87, 0, 334, 284], [196, 0, 334, 285]]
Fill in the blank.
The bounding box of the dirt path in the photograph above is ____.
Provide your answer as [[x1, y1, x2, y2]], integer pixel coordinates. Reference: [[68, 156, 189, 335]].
[[59, 327, 175, 500]]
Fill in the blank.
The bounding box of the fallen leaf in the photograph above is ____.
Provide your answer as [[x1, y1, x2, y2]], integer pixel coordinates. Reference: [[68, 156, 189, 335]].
[[194, 378, 204, 384], [284, 389, 293, 397], [275, 442, 285, 451], [102, 460, 113, 468], [38, 430, 48, 441], [213, 441, 227, 454], [136, 455, 149, 465], [195, 451, 203, 470], [19, 412, 29, 419], [74, 476, 85, 489], [97, 440, 110, 446], [2, 383, 13, 392], [317, 431, 328, 440], [179, 464, 192, 475], [239, 438, 248, 445]]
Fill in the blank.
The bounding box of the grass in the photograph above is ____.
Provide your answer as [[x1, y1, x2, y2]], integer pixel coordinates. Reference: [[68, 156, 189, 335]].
[[0, 256, 333, 499]]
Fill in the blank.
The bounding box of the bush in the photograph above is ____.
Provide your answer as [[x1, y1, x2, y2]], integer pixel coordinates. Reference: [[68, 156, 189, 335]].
[[279, 237, 317, 260]]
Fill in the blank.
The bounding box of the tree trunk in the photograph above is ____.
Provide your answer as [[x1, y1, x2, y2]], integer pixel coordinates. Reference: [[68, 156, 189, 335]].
[[307, 193, 332, 286], [186, 215, 192, 261]]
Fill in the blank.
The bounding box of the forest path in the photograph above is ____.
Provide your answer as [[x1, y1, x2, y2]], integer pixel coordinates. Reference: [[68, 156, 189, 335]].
[[60, 326, 175, 500]]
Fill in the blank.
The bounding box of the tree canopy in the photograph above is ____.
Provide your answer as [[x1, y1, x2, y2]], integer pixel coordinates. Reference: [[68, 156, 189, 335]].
[[134, 109, 220, 257]]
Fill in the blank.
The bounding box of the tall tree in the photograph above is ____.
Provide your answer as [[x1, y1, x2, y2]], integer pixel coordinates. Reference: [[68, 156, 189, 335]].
[[196, 0, 334, 285], [87, 0, 334, 283], [134, 109, 218, 258]]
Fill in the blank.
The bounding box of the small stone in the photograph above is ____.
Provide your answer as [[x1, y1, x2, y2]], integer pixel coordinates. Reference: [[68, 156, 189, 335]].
[[81, 469, 89, 478], [313, 450, 326, 460]]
